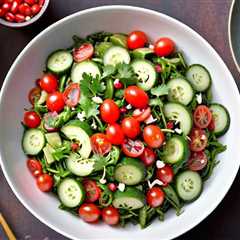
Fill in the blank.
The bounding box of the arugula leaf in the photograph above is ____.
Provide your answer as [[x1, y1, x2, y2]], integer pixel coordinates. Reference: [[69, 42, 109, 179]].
[[151, 84, 169, 97], [116, 63, 137, 86]]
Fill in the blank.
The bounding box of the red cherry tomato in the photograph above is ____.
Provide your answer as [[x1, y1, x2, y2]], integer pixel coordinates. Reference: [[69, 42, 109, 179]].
[[15, 13, 25, 22], [108, 183, 117, 192], [146, 187, 165, 208], [100, 99, 120, 124], [24, 0, 35, 5], [31, 3, 40, 14], [193, 105, 212, 129], [189, 128, 208, 152], [102, 206, 120, 225], [36, 174, 53, 192], [28, 86, 41, 105], [90, 133, 112, 155], [18, 3, 32, 16], [5, 12, 15, 22], [73, 43, 94, 63], [121, 117, 141, 139], [156, 165, 174, 186], [78, 203, 101, 223], [132, 107, 151, 122], [122, 139, 144, 158], [10, 1, 19, 13], [63, 83, 80, 107], [106, 123, 125, 145], [124, 86, 149, 109], [188, 151, 208, 171], [46, 92, 65, 113], [24, 111, 41, 128], [27, 159, 42, 178], [127, 31, 148, 49], [139, 147, 157, 167], [154, 37, 175, 57], [39, 73, 58, 93], [83, 179, 101, 203], [43, 112, 58, 132], [143, 125, 165, 148]]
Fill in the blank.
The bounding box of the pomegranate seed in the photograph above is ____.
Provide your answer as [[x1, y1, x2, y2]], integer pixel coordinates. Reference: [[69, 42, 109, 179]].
[[114, 79, 123, 89], [38, 0, 44, 6], [2, 3, 11, 11], [108, 183, 117, 192], [19, 3, 31, 16], [5, 12, 15, 22], [134, 145, 143, 151], [4, 0, 13, 3], [155, 64, 162, 73], [15, 13, 25, 22], [31, 3, 40, 15], [11, 1, 19, 14], [71, 143, 79, 152], [120, 107, 127, 114], [166, 121, 174, 129], [24, 0, 35, 5], [0, 8, 5, 17]]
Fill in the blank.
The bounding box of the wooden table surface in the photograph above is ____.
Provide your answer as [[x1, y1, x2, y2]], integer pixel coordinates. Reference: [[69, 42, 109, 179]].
[[0, 0, 239, 239]]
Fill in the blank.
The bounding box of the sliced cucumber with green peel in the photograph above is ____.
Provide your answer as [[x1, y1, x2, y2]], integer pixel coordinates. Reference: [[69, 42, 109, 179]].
[[132, 48, 153, 59], [95, 42, 113, 58], [22, 129, 45, 155], [186, 64, 211, 92], [164, 102, 193, 135], [132, 59, 157, 91], [114, 158, 146, 185], [37, 90, 48, 105], [103, 46, 130, 66], [210, 103, 230, 137], [167, 78, 194, 105], [71, 60, 101, 83], [57, 178, 85, 208], [162, 135, 189, 164], [43, 143, 55, 165], [110, 33, 127, 48], [176, 170, 202, 202], [113, 187, 145, 210], [47, 50, 73, 75], [45, 132, 62, 148], [65, 120, 93, 136]]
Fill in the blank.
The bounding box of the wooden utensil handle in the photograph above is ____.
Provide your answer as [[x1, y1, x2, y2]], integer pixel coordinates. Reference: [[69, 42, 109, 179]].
[[0, 213, 16, 240]]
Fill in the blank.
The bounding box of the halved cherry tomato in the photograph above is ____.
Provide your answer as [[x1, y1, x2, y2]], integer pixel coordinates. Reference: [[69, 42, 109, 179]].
[[100, 99, 120, 124], [39, 73, 58, 93], [27, 159, 42, 178], [43, 112, 58, 132], [28, 86, 41, 105], [83, 179, 101, 203], [139, 147, 156, 167], [46, 91, 65, 113], [189, 128, 208, 152], [143, 125, 165, 148], [24, 111, 41, 128], [122, 139, 144, 158], [36, 174, 53, 192], [121, 117, 141, 139], [63, 83, 80, 107], [193, 105, 212, 129], [156, 165, 174, 186], [106, 123, 125, 145], [73, 43, 94, 63], [146, 187, 165, 208], [154, 37, 175, 57], [124, 86, 149, 109], [127, 31, 148, 49], [91, 133, 112, 155], [102, 206, 120, 225], [188, 151, 208, 171], [78, 203, 101, 223], [132, 107, 151, 122]]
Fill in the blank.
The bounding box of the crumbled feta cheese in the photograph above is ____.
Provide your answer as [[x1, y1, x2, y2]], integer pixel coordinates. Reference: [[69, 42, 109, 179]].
[[149, 44, 154, 49], [196, 93, 202, 104], [175, 128, 183, 134], [148, 179, 164, 189], [77, 112, 86, 121], [118, 183, 125, 192], [92, 96, 103, 104], [114, 79, 120, 84], [71, 107, 75, 111], [156, 160, 165, 169], [145, 114, 157, 124], [126, 104, 132, 110], [99, 179, 107, 184], [91, 120, 97, 130]]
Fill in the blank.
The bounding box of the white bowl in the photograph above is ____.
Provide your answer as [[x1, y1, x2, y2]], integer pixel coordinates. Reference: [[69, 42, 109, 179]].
[[0, 6, 240, 240]]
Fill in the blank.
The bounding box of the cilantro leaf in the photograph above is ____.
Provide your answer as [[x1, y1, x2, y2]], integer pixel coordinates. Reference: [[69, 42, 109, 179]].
[[102, 65, 116, 79], [151, 84, 169, 97], [116, 63, 137, 86], [93, 155, 108, 171], [79, 94, 99, 119]]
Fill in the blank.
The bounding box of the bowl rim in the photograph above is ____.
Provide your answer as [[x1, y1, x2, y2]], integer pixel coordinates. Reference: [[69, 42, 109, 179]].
[[0, 5, 239, 240]]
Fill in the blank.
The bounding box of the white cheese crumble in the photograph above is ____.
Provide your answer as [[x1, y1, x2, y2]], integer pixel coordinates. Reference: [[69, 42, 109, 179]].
[[156, 160, 165, 169], [148, 179, 164, 189], [92, 96, 103, 104], [91, 120, 97, 130], [196, 93, 202, 104], [71, 107, 75, 111], [149, 44, 154, 49], [77, 112, 86, 121], [126, 104, 132, 110], [175, 128, 183, 134], [118, 183, 125, 192], [145, 114, 157, 124]]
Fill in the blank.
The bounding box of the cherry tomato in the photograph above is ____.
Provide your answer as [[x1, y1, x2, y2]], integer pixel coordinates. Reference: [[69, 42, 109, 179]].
[[102, 206, 120, 225], [121, 117, 141, 139], [143, 125, 165, 148], [19, 3, 32, 16], [83, 179, 101, 203], [108, 183, 117, 192], [71, 142, 79, 152], [189, 128, 208, 152], [193, 105, 212, 129], [122, 139, 144, 158], [24, 0, 35, 5], [39, 73, 58, 93], [188, 151, 208, 171], [15, 13, 25, 22], [36, 174, 53, 192], [63, 83, 80, 107], [146, 187, 165, 208], [78, 203, 101, 223], [73, 43, 94, 63], [208, 119, 215, 131], [46, 92, 65, 113], [100, 99, 120, 124], [91, 133, 112, 155], [11, 1, 19, 14], [106, 123, 125, 145], [154, 37, 175, 57], [132, 107, 151, 122], [27, 159, 42, 178], [24, 111, 41, 128], [43, 112, 58, 132], [31, 3, 40, 14], [127, 31, 148, 49], [5, 12, 15, 22], [139, 147, 156, 167], [28, 86, 41, 105], [156, 165, 174, 186], [124, 86, 149, 109]]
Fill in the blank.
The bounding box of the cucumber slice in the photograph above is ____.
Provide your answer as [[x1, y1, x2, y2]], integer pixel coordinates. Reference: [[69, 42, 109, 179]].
[[210, 103, 230, 137], [110, 33, 127, 48], [132, 59, 157, 91], [65, 120, 93, 136], [103, 46, 130, 66], [43, 143, 55, 165], [37, 90, 48, 105], [114, 158, 146, 185], [167, 78, 194, 105], [95, 42, 113, 58], [113, 187, 145, 210], [45, 132, 62, 148], [186, 64, 211, 92], [71, 60, 101, 83], [176, 170, 202, 202], [66, 153, 95, 176], [57, 178, 85, 208], [22, 129, 45, 155], [162, 135, 189, 164], [132, 48, 154, 59], [164, 102, 193, 135], [47, 50, 73, 75]]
